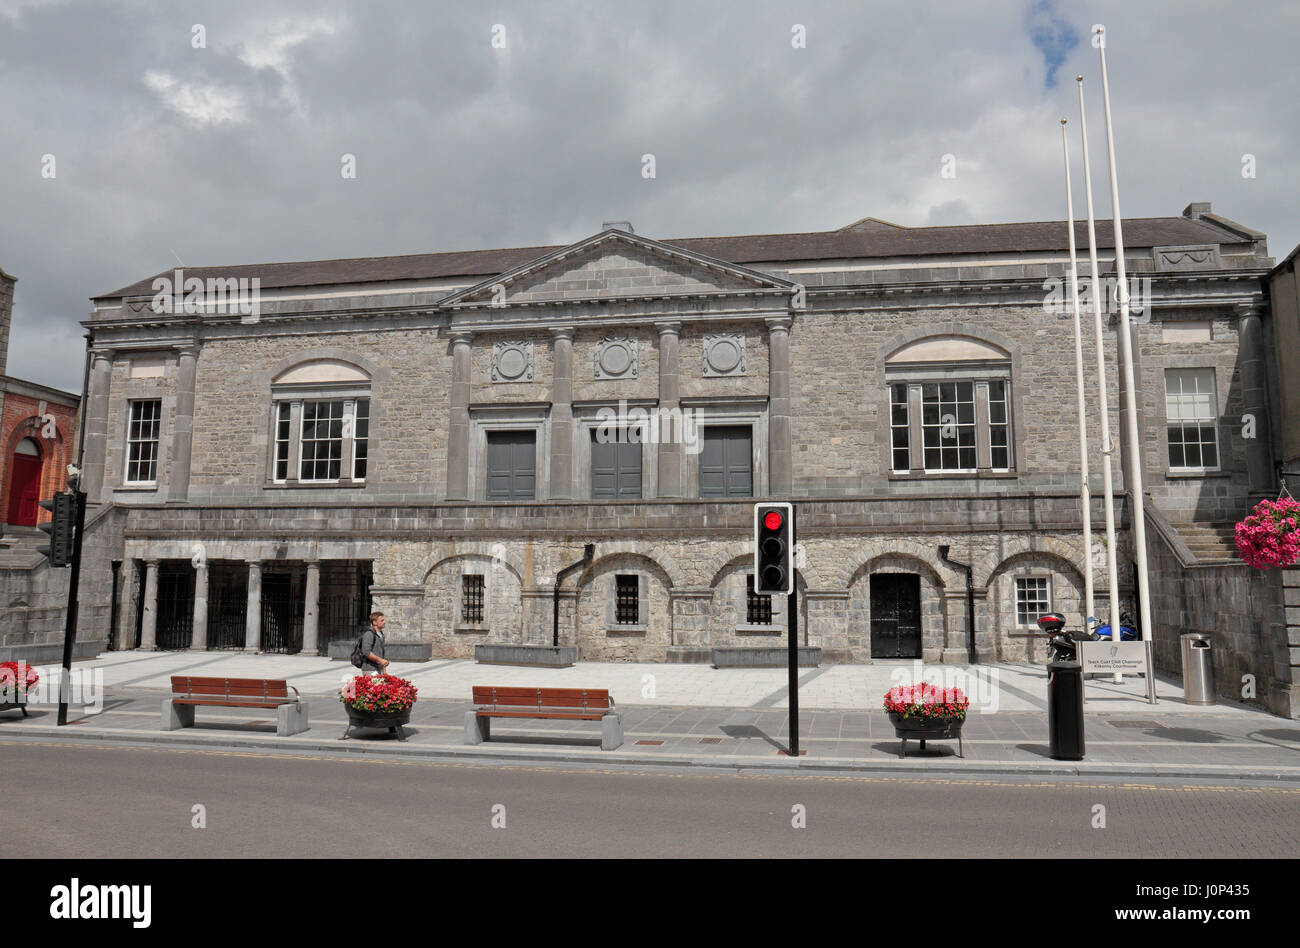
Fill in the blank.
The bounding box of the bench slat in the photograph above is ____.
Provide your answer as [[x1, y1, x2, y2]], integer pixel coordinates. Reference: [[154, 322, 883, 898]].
[[477, 711, 606, 720]]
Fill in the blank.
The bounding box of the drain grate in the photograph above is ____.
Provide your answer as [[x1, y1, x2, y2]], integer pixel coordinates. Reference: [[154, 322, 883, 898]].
[[1108, 720, 1164, 728], [698, 737, 723, 744], [635, 740, 664, 746]]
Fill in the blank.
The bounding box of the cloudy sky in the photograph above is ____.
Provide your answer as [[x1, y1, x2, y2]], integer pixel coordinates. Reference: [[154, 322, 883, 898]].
[[1, 0, 1295, 392]]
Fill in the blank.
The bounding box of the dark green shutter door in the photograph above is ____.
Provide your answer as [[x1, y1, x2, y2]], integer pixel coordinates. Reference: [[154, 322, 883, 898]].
[[700, 426, 752, 498], [592, 431, 642, 499], [487, 431, 536, 500]]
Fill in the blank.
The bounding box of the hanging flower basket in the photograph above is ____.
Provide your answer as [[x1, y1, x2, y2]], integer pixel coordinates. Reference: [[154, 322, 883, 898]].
[[1234, 497, 1300, 570], [0, 661, 39, 716]]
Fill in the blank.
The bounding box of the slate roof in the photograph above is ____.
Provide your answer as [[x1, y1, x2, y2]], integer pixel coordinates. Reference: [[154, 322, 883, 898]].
[[95, 214, 1248, 300]]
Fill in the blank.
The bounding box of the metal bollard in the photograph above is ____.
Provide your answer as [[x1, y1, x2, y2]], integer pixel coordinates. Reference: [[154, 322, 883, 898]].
[[1048, 660, 1085, 760]]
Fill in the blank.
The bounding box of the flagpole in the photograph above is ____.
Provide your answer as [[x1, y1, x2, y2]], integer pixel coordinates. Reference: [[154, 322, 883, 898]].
[[1096, 25, 1156, 703], [1076, 75, 1122, 660], [1060, 118, 1095, 626]]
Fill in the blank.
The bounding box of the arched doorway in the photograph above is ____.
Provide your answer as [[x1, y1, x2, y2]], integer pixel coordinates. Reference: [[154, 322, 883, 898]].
[[5, 438, 43, 526]]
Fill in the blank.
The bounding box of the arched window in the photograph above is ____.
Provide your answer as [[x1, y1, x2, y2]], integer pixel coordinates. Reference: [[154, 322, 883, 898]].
[[269, 359, 371, 485], [885, 335, 1013, 474]]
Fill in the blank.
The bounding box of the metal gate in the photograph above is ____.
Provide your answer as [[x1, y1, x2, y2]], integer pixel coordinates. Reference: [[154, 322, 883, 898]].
[[156, 564, 195, 650], [208, 566, 248, 650], [261, 573, 303, 653], [870, 573, 922, 659]]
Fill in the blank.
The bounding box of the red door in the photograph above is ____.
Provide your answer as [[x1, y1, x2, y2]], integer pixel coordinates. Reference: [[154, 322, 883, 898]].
[[6, 453, 42, 526]]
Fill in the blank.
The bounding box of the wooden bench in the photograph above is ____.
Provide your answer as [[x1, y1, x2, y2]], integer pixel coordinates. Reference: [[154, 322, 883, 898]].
[[162, 676, 309, 737], [465, 686, 623, 750]]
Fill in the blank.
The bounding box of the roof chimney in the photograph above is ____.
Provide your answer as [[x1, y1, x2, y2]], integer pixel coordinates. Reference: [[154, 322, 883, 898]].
[[1183, 202, 1211, 220], [601, 220, 634, 234]]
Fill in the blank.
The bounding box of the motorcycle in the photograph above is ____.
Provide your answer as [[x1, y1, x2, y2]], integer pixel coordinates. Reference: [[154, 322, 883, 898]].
[[1037, 612, 1100, 663], [1093, 610, 1139, 642]]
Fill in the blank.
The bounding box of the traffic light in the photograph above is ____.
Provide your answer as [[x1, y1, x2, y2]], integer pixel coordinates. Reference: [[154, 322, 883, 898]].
[[753, 502, 794, 595], [37, 492, 75, 567]]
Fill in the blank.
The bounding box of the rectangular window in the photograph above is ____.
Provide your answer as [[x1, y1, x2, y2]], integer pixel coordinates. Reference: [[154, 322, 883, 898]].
[[615, 574, 640, 625], [1165, 369, 1219, 470], [461, 574, 485, 625], [125, 399, 162, 484], [921, 381, 977, 472], [1015, 577, 1051, 626], [486, 431, 536, 500], [274, 403, 291, 481], [890, 383, 910, 472], [746, 575, 773, 625], [591, 428, 642, 499], [352, 398, 370, 480], [988, 380, 1010, 470], [699, 425, 753, 498], [299, 400, 345, 481]]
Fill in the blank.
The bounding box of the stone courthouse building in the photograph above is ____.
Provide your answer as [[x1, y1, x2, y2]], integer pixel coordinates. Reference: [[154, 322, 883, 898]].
[[63, 202, 1299, 714]]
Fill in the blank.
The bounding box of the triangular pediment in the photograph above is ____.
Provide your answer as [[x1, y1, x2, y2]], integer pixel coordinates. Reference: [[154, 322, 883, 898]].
[[439, 229, 792, 308]]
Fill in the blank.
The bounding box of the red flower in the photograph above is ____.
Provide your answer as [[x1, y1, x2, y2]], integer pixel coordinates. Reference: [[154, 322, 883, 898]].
[[338, 674, 418, 713], [883, 682, 969, 720]]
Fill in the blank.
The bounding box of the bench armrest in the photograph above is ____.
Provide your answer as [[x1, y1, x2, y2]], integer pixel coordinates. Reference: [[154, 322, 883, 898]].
[[287, 684, 301, 708]]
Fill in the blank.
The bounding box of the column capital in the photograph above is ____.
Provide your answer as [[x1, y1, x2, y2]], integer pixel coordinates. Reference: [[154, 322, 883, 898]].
[[175, 343, 200, 360], [550, 325, 576, 342], [245, 558, 263, 567], [1235, 302, 1262, 320], [90, 347, 116, 365], [765, 316, 792, 333], [144, 557, 161, 567], [655, 321, 682, 337], [450, 330, 474, 347]]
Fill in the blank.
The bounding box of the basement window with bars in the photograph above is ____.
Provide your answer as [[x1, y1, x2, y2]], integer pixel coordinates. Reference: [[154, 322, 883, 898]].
[[614, 574, 640, 625], [746, 575, 773, 625], [461, 574, 485, 625], [125, 399, 162, 484], [1015, 577, 1051, 626]]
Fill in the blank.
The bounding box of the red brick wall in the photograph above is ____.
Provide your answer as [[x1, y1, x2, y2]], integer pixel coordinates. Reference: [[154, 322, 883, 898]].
[[0, 393, 78, 523]]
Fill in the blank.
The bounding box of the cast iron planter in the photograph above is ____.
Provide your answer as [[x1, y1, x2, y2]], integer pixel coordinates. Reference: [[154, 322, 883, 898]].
[[341, 705, 411, 741], [888, 710, 965, 758], [0, 700, 29, 717]]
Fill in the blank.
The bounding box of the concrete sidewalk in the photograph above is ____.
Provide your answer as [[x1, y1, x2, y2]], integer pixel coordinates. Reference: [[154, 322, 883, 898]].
[[3, 651, 1298, 779]]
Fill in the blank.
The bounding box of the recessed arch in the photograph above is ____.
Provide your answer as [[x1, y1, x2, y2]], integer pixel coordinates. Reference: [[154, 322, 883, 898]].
[[273, 359, 370, 385]]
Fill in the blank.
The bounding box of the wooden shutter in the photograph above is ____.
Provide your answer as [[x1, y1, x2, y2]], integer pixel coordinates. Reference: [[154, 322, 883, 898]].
[[701, 425, 752, 498], [487, 431, 536, 500], [591, 431, 642, 499]]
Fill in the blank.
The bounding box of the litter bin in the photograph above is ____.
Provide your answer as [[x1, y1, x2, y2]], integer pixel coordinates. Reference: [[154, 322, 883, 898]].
[[1048, 660, 1085, 760], [1180, 633, 1215, 706]]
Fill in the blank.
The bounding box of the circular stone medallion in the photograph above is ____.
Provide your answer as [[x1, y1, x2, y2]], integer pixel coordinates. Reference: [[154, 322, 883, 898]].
[[497, 347, 527, 380], [599, 342, 632, 377], [708, 338, 741, 373]]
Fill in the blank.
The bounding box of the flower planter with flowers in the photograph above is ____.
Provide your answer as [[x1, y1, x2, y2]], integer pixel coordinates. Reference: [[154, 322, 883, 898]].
[[339, 674, 418, 740], [1235, 496, 1300, 570], [0, 661, 39, 717], [883, 683, 970, 758]]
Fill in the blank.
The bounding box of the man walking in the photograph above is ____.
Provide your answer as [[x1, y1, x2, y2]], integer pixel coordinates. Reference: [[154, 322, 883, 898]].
[[359, 612, 389, 676]]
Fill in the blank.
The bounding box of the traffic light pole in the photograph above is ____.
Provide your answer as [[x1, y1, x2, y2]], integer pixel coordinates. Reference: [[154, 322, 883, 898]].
[[56, 489, 87, 726], [786, 505, 798, 757]]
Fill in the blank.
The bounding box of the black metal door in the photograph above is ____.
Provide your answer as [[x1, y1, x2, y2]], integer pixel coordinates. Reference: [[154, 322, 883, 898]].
[[208, 566, 248, 650], [261, 573, 303, 653], [870, 573, 922, 659], [156, 564, 194, 650]]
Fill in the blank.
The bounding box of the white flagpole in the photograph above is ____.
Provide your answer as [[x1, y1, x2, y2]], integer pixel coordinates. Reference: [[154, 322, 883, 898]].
[[1061, 118, 1095, 627], [1076, 75, 1122, 662], [1097, 26, 1156, 703]]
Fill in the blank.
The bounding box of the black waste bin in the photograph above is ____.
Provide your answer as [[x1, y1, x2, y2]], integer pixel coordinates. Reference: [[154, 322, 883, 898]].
[[1048, 660, 1085, 760]]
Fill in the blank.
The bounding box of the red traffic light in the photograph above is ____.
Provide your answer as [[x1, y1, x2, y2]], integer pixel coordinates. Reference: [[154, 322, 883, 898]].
[[763, 510, 784, 531]]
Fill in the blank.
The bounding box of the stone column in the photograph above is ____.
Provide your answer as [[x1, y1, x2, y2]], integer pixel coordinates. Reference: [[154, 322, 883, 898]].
[[169, 345, 199, 502], [550, 327, 575, 500], [1238, 306, 1274, 492], [189, 559, 208, 649], [139, 559, 160, 650], [656, 322, 682, 497], [767, 317, 793, 495], [446, 332, 473, 500], [82, 349, 114, 502], [244, 560, 262, 651], [301, 561, 321, 655]]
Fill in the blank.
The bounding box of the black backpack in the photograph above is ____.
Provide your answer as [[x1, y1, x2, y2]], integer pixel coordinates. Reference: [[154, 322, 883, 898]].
[[349, 631, 368, 669]]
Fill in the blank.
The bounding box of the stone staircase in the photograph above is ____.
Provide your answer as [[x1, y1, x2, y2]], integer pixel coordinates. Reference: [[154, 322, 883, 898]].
[[1169, 520, 1239, 563], [0, 524, 46, 569]]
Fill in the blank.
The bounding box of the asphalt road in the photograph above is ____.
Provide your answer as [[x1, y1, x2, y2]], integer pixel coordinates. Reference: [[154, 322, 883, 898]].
[[4, 739, 1298, 858]]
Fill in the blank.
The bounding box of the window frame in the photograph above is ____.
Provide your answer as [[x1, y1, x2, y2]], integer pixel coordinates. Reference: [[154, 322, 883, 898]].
[[124, 398, 163, 485], [267, 379, 371, 488], [1015, 576, 1052, 627], [1164, 367, 1220, 473], [458, 573, 487, 629], [885, 367, 1014, 476]]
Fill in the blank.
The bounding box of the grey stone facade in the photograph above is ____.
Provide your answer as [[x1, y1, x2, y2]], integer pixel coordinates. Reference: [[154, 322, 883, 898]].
[[54, 208, 1299, 715]]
